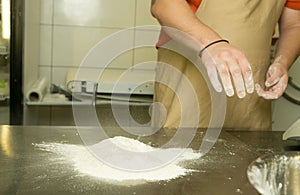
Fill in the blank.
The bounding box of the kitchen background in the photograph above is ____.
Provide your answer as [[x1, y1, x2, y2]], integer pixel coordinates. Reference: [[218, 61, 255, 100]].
[[24, 0, 159, 126], [0, 0, 299, 130]]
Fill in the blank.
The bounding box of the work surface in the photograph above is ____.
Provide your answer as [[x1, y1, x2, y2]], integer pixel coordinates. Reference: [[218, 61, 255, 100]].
[[0, 125, 299, 195]]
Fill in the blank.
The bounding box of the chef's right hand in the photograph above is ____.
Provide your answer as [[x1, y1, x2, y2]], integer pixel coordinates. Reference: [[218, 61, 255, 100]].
[[200, 41, 254, 98]]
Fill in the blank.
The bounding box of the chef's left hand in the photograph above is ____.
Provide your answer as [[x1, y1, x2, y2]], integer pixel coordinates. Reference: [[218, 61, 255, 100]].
[[255, 61, 288, 99]]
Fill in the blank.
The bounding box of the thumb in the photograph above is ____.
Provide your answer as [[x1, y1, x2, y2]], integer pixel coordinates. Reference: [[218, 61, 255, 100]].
[[265, 66, 281, 87]]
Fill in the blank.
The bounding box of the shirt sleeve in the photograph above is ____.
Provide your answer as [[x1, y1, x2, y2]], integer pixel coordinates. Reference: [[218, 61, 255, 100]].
[[285, 0, 300, 10], [186, 0, 202, 12]]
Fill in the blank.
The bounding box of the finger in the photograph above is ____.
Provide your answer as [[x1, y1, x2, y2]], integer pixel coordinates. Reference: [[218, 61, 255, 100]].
[[255, 83, 264, 97], [238, 56, 254, 94], [259, 90, 279, 99], [255, 84, 275, 99], [216, 63, 234, 96], [259, 78, 285, 96], [255, 83, 280, 99], [267, 77, 287, 96], [228, 61, 246, 98], [207, 67, 223, 93], [265, 66, 281, 87], [266, 77, 281, 88]]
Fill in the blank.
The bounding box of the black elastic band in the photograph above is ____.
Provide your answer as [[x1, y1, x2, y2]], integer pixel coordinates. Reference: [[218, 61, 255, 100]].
[[199, 39, 229, 58]]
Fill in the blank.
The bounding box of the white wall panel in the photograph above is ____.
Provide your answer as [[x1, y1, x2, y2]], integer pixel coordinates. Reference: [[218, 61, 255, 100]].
[[136, 0, 159, 26], [53, 0, 136, 28], [40, 25, 52, 66], [52, 26, 134, 68], [40, 0, 53, 24]]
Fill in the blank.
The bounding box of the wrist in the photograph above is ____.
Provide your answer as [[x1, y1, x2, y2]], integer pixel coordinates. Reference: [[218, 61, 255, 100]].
[[273, 55, 289, 70], [199, 39, 230, 58]]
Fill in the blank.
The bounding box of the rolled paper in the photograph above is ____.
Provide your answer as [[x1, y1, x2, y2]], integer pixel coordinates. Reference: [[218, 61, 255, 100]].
[[26, 77, 49, 102]]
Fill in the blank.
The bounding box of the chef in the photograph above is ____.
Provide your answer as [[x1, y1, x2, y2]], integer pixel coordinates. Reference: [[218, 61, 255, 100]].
[[150, 0, 300, 130]]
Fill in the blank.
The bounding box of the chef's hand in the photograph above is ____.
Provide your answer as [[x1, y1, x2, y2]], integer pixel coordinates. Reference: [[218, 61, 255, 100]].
[[201, 42, 254, 98], [255, 61, 288, 99]]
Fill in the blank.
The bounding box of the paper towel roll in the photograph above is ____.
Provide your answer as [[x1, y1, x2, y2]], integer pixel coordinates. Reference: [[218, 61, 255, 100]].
[[26, 77, 49, 102]]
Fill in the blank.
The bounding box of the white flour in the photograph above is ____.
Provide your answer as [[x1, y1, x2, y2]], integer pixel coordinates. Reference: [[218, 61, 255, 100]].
[[34, 136, 202, 184]]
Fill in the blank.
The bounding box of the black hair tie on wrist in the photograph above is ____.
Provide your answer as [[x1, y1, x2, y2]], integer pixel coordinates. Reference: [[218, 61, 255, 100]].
[[199, 39, 229, 58]]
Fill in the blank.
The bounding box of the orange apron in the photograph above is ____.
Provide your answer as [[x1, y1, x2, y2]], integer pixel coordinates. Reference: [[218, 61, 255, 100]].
[[152, 0, 286, 130]]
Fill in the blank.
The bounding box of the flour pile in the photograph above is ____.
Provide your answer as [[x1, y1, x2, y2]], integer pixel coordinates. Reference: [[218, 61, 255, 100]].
[[34, 136, 202, 183]]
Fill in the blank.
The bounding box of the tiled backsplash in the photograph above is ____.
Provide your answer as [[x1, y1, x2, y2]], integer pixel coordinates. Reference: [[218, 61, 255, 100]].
[[39, 0, 159, 86]]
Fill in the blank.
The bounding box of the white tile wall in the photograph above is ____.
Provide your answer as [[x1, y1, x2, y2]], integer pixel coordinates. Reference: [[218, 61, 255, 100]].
[[39, 0, 160, 86], [40, 25, 52, 66], [133, 28, 160, 70], [136, 0, 159, 26], [53, 0, 136, 28], [52, 26, 120, 67], [40, 0, 53, 24], [52, 67, 70, 85], [39, 66, 51, 86]]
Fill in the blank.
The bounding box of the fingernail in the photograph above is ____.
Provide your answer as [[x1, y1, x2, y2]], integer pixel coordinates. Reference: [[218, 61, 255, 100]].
[[238, 91, 246, 99], [247, 87, 254, 94], [226, 89, 234, 97], [212, 82, 223, 92], [216, 85, 223, 92]]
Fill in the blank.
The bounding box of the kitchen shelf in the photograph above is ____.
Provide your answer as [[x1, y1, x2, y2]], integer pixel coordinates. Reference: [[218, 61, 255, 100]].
[[26, 93, 153, 106]]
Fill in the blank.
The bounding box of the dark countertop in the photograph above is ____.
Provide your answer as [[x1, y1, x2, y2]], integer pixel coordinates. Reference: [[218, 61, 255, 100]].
[[0, 125, 299, 195]]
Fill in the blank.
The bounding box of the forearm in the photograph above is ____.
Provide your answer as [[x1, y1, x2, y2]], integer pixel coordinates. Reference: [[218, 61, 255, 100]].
[[275, 28, 300, 69], [256, 8, 300, 100], [151, 0, 255, 98], [151, 0, 221, 49], [274, 7, 300, 69]]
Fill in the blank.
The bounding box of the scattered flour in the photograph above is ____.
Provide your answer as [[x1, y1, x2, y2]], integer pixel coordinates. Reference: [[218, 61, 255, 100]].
[[34, 136, 202, 184]]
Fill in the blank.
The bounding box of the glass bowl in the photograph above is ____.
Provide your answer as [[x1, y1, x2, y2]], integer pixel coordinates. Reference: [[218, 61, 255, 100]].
[[247, 152, 300, 195]]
